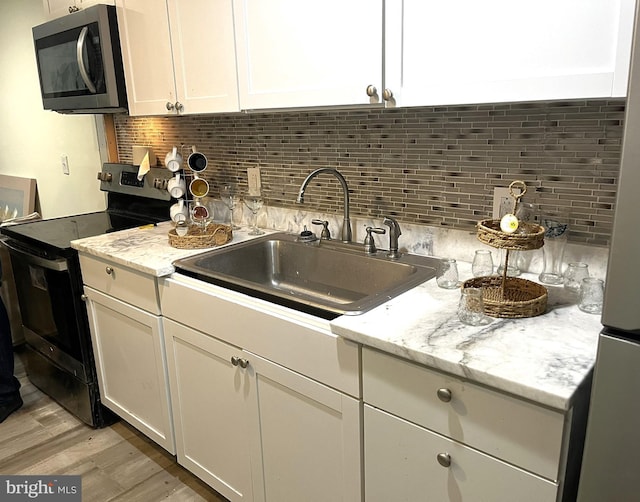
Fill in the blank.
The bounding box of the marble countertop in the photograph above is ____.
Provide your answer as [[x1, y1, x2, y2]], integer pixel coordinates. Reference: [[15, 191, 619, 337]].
[[332, 261, 602, 411], [71, 219, 602, 411], [70, 221, 275, 276]]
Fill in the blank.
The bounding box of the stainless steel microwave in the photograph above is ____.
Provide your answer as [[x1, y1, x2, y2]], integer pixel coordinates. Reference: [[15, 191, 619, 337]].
[[32, 4, 127, 114]]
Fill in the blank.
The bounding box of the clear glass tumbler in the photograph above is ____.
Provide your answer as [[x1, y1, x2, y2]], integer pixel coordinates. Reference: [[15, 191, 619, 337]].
[[564, 262, 589, 293], [579, 277, 604, 314], [458, 288, 489, 326], [539, 213, 569, 285], [472, 249, 494, 277], [436, 258, 459, 289]]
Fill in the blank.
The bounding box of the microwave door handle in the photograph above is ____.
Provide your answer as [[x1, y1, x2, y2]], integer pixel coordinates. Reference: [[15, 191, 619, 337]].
[[76, 26, 97, 94]]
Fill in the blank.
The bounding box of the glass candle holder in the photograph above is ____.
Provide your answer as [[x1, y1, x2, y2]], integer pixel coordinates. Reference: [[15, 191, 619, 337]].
[[457, 288, 489, 326], [472, 249, 494, 277], [436, 258, 459, 289], [579, 277, 604, 314], [564, 262, 589, 293]]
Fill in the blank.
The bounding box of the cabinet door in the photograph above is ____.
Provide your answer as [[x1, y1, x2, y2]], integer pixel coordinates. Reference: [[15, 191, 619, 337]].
[[386, 0, 634, 107], [115, 0, 177, 116], [163, 319, 253, 502], [234, 0, 383, 110], [43, 0, 115, 19], [245, 351, 362, 502], [84, 286, 174, 453], [364, 405, 557, 502], [167, 0, 239, 114]]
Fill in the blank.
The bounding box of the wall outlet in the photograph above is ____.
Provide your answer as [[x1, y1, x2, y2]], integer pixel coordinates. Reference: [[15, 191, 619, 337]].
[[247, 167, 261, 195], [61, 154, 70, 175], [492, 187, 520, 218]]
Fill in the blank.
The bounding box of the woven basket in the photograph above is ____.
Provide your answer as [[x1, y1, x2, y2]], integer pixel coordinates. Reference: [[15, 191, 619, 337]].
[[168, 223, 232, 249], [477, 219, 544, 250], [462, 276, 548, 319]]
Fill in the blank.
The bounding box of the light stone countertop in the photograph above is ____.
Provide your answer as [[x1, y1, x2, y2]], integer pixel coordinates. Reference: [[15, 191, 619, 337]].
[[70, 221, 276, 276], [331, 261, 602, 411], [71, 215, 603, 412]]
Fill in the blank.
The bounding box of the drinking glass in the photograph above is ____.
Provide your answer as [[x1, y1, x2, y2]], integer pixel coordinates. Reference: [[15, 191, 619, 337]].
[[539, 212, 569, 285], [244, 192, 264, 235], [472, 249, 494, 277], [220, 184, 240, 229], [579, 277, 604, 314], [564, 262, 590, 293], [436, 258, 459, 289], [458, 288, 491, 326]]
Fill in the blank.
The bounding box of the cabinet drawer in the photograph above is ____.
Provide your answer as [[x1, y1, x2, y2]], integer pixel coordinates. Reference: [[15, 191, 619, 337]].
[[79, 254, 160, 314], [364, 405, 557, 502], [363, 348, 564, 480]]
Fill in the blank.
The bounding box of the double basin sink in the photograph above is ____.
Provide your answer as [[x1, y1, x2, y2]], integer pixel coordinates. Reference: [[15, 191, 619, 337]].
[[173, 232, 440, 319]]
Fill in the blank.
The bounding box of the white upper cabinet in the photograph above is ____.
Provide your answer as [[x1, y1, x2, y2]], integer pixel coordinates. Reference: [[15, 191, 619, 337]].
[[233, 0, 384, 110], [115, 0, 239, 116], [43, 0, 114, 19], [385, 0, 636, 107]]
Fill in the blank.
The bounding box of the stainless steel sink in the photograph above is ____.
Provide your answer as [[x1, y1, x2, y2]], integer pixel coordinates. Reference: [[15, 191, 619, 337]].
[[173, 232, 439, 319]]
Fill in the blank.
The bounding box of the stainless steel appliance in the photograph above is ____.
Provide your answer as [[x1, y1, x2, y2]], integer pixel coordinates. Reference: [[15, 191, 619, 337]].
[[32, 4, 127, 114], [0, 164, 172, 427], [577, 3, 640, 500]]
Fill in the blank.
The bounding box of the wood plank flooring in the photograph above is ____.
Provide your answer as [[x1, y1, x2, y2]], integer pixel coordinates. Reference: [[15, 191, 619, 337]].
[[0, 347, 229, 501]]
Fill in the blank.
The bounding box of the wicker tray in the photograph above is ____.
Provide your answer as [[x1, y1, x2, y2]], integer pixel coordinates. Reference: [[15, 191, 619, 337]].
[[462, 276, 548, 319], [477, 219, 544, 250], [168, 223, 232, 249]]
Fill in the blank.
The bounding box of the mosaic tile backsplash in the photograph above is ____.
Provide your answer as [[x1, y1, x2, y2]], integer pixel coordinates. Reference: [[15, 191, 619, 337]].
[[114, 99, 625, 245]]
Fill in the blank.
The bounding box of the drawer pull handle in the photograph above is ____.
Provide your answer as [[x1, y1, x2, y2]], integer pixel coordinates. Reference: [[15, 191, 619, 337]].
[[231, 356, 240, 366], [238, 358, 249, 369], [105, 266, 114, 275], [437, 388, 452, 402], [436, 452, 451, 468]]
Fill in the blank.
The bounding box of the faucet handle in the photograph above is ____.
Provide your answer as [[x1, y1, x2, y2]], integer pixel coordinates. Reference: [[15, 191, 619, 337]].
[[312, 219, 331, 240], [364, 226, 386, 254]]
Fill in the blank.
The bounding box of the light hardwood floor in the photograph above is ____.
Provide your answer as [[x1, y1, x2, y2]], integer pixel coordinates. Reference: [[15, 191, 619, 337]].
[[0, 348, 228, 501]]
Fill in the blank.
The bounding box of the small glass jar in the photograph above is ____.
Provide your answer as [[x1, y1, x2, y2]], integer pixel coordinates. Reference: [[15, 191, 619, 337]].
[[564, 262, 589, 293], [472, 249, 494, 277], [579, 277, 605, 314], [436, 258, 459, 289], [458, 288, 489, 326]]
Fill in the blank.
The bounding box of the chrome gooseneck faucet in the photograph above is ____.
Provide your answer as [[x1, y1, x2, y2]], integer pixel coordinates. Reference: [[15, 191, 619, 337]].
[[297, 168, 352, 243]]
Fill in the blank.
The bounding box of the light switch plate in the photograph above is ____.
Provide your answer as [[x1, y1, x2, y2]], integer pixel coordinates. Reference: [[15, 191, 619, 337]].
[[492, 187, 521, 218]]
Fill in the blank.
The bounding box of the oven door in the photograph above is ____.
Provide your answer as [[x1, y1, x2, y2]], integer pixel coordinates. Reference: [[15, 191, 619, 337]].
[[3, 239, 91, 382]]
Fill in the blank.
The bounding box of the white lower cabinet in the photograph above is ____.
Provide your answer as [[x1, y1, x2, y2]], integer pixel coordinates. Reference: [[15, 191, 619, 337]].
[[83, 286, 174, 453], [80, 254, 174, 453], [362, 347, 573, 501], [160, 276, 362, 502], [163, 319, 253, 501], [364, 405, 556, 502]]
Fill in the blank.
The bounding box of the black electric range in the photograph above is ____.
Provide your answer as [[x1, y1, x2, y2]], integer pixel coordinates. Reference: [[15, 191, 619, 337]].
[[0, 163, 173, 427]]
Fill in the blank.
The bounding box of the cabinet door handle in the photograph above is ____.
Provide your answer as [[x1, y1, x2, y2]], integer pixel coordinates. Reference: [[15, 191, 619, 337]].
[[382, 88, 394, 101], [231, 356, 240, 366], [366, 85, 377, 97], [436, 388, 452, 402], [166, 101, 175, 111], [105, 266, 114, 275], [175, 102, 184, 113], [436, 452, 451, 468], [238, 358, 249, 369]]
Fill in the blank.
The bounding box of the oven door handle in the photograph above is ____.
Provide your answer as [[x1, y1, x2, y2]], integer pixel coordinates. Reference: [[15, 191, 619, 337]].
[[2, 240, 68, 272]]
